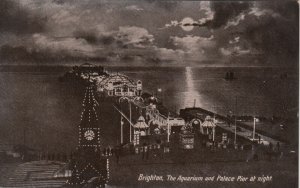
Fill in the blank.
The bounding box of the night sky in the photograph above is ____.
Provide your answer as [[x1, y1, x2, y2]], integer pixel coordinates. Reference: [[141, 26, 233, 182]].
[[0, 0, 298, 67]]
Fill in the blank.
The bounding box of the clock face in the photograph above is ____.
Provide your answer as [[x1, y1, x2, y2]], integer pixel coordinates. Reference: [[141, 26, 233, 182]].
[[84, 130, 95, 141]]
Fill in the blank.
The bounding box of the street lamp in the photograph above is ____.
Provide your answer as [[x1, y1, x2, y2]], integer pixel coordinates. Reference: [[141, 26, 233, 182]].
[[253, 116, 256, 140], [157, 88, 162, 102], [234, 96, 237, 145], [149, 95, 158, 104], [252, 106, 257, 141]]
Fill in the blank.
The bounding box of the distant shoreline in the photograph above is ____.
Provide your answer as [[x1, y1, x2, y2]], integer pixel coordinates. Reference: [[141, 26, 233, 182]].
[[0, 64, 297, 73]]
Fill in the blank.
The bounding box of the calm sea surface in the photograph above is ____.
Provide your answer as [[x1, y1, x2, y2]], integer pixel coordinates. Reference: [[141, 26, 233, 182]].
[[0, 66, 298, 152]]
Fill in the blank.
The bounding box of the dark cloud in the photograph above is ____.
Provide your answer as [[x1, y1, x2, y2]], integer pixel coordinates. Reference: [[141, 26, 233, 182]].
[[260, 0, 298, 20], [0, 0, 46, 34], [52, 0, 67, 5], [0, 45, 31, 61], [0, 44, 108, 64], [204, 0, 299, 66], [0, 44, 67, 63], [73, 31, 115, 46], [208, 2, 251, 29], [145, 0, 178, 11], [245, 17, 297, 58], [180, 2, 251, 29], [146, 57, 161, 64], [244, 1, 298, 63], [121, 55, 135, 62]]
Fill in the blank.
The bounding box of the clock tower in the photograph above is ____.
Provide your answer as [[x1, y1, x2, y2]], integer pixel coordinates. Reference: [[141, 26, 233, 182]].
[[67, 84, 109, 187], [78, 86, 101, 148]]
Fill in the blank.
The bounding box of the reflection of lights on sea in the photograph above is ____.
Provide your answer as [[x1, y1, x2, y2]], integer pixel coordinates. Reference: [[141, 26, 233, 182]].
[[183, 67, 203, 108]]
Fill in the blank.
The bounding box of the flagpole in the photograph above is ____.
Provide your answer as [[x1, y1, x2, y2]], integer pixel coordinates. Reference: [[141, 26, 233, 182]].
[[129, 102, 132, 143], [212, 127, 215, 142], [167, 113, 170, 142], [234, 96, 237, 145], [253, 116, 256, 140], [121, 116, 123, 144]]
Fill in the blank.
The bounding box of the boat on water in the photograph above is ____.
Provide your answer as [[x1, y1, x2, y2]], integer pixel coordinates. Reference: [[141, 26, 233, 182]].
[[225, 71, 237, 81]]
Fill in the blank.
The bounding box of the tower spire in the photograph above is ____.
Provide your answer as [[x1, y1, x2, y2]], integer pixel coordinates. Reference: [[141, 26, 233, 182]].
[[80, 85, 100, 128]]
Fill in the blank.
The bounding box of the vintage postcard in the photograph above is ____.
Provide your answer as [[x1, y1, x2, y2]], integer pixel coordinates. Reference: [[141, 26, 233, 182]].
[[0, 0, 298, 187]]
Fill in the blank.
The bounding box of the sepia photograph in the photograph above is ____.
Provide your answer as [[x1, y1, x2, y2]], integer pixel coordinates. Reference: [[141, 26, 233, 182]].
[[0, 0, 298, 187]]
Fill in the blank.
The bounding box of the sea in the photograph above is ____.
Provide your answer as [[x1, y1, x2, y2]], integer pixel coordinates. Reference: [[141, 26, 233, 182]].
[[0, 66, 298, 152]]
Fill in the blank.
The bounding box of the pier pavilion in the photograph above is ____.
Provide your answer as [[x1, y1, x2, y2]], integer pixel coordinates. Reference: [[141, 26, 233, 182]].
[[201, 116, 216, 141], [97, 73, 142, 97]]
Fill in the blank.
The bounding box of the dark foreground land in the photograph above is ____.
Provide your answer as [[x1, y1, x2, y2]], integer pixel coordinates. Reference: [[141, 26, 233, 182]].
[[1, 144, 297, 188]]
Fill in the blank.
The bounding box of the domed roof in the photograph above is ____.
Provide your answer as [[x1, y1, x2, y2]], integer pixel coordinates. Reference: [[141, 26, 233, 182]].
[[80, 63, 93, 67], [98, 73, 136, 88], [134, 116, 149, 129], [138, 116, 145, 122]]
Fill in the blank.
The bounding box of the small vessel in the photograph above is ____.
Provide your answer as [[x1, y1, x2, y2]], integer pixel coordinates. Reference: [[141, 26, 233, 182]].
[[225, 71, 236, 81]]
